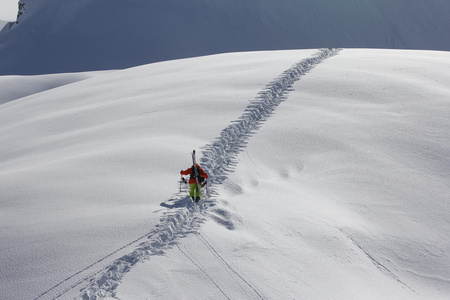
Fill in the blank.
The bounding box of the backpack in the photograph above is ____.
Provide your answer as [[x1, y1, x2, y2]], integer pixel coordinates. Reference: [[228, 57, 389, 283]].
[[190, 165, 205, 183]]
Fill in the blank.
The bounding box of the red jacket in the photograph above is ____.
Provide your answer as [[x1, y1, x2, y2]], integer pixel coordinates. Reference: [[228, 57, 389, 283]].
[[181, 164, 208, 184]]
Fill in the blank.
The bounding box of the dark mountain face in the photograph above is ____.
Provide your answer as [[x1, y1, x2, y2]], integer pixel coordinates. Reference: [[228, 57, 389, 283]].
[[1, 0, 449, 75]]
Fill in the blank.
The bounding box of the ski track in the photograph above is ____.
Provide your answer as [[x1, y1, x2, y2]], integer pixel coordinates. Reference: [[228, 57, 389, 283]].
[[32, 48, 341, 300], [198, 233, 266, 300], [339, 229, 417, 294], [176, 243, 232, 300]]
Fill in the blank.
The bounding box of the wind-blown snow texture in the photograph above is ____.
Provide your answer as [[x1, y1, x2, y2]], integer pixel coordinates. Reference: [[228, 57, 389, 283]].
[[1, 0, 450, 74], [1, 48, 449, 300], [78, 48, 341, 299]]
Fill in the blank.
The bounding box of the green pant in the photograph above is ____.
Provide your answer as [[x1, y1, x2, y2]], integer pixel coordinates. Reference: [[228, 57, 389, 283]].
[[190, 183, 201, 198]]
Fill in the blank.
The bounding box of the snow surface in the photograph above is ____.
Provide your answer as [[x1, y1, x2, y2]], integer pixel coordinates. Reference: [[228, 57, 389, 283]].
[[0, 20, 9, 29], [1, 48, 449, 300], [0, 0, 17, 21], [1, 0, 450, 74], [0, 71, 111, 105]]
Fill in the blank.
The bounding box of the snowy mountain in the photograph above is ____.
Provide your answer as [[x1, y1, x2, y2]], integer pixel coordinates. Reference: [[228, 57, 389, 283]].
[[1, 0, 450, 74], [1, 48, 449, 300], [1, 1, 450, 299], [0, 20, 8, 29]]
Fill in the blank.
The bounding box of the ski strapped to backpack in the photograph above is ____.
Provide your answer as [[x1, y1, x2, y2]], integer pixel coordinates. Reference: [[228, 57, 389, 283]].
[[191, 150, 200, 196], [192, 150, 209, 200], [190, 164, 205, 184]]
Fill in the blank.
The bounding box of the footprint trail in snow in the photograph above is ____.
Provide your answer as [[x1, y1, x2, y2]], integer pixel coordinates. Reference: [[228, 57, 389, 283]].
[[34, 48, 341, 300]]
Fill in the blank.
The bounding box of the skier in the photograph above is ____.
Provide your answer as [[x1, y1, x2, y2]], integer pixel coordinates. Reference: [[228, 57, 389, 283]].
[[180, 163, 208, 202]]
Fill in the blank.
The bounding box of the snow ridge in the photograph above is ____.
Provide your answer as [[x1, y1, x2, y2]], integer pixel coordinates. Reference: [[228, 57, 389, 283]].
[[201, 48, 341, 192], [62, 48, 340, 299]]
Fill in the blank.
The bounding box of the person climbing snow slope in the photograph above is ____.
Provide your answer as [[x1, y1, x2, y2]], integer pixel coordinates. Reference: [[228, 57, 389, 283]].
[[180, 163, 208, 202]]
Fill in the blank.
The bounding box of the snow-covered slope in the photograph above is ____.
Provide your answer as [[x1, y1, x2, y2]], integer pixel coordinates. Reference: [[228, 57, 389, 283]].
[[0, 71, 111, 105], [0, 0, 18, 22], [1, 0, 450, 74], [1, 49, 449, 300], [0, 20, 8, 30]]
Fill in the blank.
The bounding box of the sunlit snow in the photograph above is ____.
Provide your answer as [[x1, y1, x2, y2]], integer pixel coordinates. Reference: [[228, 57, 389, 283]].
[[1, 49, 449, 300]]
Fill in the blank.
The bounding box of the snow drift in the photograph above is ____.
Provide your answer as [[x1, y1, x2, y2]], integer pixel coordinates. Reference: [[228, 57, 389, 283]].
[[1, 0, 450, 74], [1, 49, 449, 300]]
